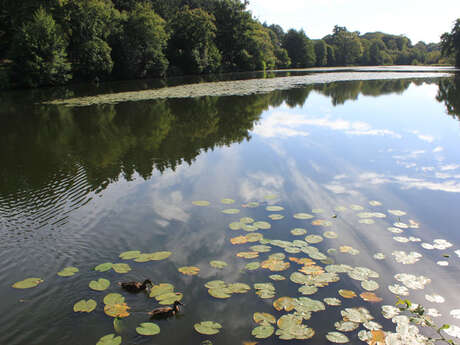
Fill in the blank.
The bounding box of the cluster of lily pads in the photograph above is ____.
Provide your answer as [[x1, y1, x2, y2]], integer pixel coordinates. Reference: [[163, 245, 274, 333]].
[[11, 194, 460, 345]]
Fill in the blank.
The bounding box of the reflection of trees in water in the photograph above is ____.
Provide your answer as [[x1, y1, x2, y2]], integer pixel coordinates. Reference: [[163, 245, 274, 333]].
[[0, 77, 457, 199], [436, 76, 460, 120]]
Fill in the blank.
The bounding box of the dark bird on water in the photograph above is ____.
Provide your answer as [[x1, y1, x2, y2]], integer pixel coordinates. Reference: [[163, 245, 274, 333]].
[[118, 279, 153, 292], [149, 301, 184, 319]]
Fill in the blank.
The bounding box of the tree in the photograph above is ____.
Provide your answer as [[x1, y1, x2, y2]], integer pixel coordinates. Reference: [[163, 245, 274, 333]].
[[441, 19, 460, 67], [168, 6, 221, 74], [283, 29, 316, 68], [326, 25, 363, 65], [238, 22, 276, 71], [9, 7, 71, 87], [314, 40, 328, 66], [64, 0, 120, 80], [115, 2, 169, 78]]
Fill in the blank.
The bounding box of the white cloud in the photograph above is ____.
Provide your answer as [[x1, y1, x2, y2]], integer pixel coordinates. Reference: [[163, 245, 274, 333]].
[[433, 146, 444, 153], [440, 164, 460, 171], [254, 111, 401, 139]]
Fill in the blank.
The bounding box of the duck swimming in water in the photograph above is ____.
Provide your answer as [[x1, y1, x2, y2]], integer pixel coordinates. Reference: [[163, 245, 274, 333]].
[[118, 279, 152, 292], [149, 301, 184, 319]]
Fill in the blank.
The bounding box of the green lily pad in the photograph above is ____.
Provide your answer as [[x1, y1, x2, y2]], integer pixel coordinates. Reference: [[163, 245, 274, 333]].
[[221, 198, 235, 204], [96, 334, 122, 345], [208, 287, 232, 299], [103, 293, 125, 305], [242, 224, 258, 232], [12, 277, 43, 289], [136, 322, 160, 336], [205, 280, 226, 289], [253, 221, 271, 229], [269, 274, 286, 281], [113, 318, 124, 334], [268, 214, 284, 220], [240, 217, 254, 224], [89, 278, 110, 291], [119, 251, 141, 260], [291, 228, 307, 235], [245, 262, 260, 270], [157, 292, 183, 305], [57, 266, 79, 277], [95, 263, 113, 272], [73, 299, 97, 313], [264, 194, 278, 200], [192, 200, 210, 206], [222, 208, 240, 214], [112, 263, 131, 274], [228, 283, 251, 294], [252, 325, 274, 339], [266, 205, 284, 212], [104, 302, 130, 317], [149, 283, 174, 298], [245, 202, 260, 208], [253, 312, 276, 324], [250, 245, 271, 253], [135, 251, 171, 262], [194, 321, 222, 335], [326, 331, 349, 343], [210, 260, 227, 269], [178, 266, 200, 275], [293, 213, 314, 220], [229, 222, 242, 230]]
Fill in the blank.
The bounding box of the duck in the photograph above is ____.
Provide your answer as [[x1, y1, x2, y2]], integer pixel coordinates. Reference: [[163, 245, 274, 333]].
[[149, 301, 184, 319], [118, 279, 152, 292]]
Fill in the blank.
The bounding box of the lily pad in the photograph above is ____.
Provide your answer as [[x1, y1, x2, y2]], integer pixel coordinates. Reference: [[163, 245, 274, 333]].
[[96, 334, 121, 345], [192, 200, 210, 206], [104, 293, 125, 305], [112, 263, 131, 274], [221, 198, 235, 204], [273, 297, 296, 311], [237, 252, 259, 259], [252, 325, 274, 339], [12, 277, 44, 289], [156, 292, 183, 305], [326, 331, 349, 343], [57, 266, 79, 277], [293, 213, 314, 220], [269, 274, 286, 281], [136, 322, 160, 336], [240, 217, 255, 224], [222, 208, 240, 214], [178, 266, 200, 276], [104, 303, 130, 318], [338, 289, 356, 299], [245, 262, 260, 270], [268, 214, 284, 220], [253, 221, 271, 230], [95, 263, 113, 272], [266, 205, 284, 212], [360, 292, 382, 302], [324, 297, 342, 306], [135, 251, 171, 262], [89, 278, 110, 291], [229, 222, 242, 230], [253, 312, 276, 324], [119, 251, 141, 260], [291, 228, 307, 236], [194, 321, 222, 335], [149, 283, 174, 298], [73, 299, 97, 313], [208, 287, 232, 299], [210, 260, 227, 269]]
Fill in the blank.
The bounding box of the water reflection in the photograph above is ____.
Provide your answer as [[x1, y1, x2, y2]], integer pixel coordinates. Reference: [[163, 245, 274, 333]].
[[1, 77, 460, 233], [1, 75, 460, 345]]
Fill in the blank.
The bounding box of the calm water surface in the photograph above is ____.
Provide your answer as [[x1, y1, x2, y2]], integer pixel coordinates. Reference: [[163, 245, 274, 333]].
[[1, 73, 460, 345]]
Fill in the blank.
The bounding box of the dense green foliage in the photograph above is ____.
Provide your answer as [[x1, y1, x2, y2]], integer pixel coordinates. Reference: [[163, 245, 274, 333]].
[[9, 7, 71, 87], [0, 0, 453, 88], [441, 19, 460, 67]]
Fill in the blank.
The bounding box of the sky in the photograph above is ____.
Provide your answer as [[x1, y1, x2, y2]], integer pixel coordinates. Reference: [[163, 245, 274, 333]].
[[247, 0, 460, 44]]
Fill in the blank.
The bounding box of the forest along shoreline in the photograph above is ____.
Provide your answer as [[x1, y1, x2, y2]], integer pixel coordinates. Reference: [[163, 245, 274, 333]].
[[46, 68, 456, 107]]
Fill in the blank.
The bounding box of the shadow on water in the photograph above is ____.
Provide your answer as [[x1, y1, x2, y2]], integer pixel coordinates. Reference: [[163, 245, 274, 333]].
[[1, 77, 460, 233]]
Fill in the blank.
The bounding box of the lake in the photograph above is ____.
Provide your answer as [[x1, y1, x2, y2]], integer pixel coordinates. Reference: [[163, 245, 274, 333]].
[[1, 68, 460, 345]]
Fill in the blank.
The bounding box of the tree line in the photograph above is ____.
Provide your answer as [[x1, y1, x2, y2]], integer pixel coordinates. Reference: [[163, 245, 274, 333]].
[[0, 0, 458, 89]]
